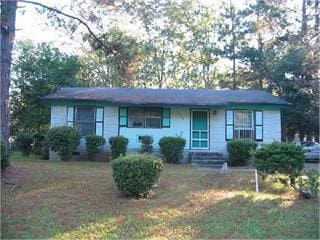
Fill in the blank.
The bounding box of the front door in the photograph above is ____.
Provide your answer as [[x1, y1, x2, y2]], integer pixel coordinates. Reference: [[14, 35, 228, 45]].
[[191, 110, 209, 149]]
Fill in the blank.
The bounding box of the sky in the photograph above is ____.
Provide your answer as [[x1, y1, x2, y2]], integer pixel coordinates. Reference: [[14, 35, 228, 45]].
[[15, 0, 302, 55], [15, 0, 79, 53]]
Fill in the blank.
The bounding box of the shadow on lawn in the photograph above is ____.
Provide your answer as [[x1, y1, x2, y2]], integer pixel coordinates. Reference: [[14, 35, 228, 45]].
[[2, 159, 319, 239], [50, 188, 319, 239]]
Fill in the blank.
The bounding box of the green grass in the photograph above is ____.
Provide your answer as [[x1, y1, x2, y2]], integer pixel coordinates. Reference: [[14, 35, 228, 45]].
[[1, 152, 319, 239]]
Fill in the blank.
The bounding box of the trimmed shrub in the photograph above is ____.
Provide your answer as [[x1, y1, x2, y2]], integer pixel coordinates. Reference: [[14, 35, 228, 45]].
[[227, 139, 256, 166], [111, 154, 163, 197], [85, 135, 106, 160], [109, 136, 128, 159], [15, 132, 34, 156], [46, 126, 81, 161], [140, 135, 153, 154], [1, 140, 10, 170], [158, 136, 186, 163], [253, 142, 304, 185], [32, 133, 45, 155], [296, 170, 320, 198]]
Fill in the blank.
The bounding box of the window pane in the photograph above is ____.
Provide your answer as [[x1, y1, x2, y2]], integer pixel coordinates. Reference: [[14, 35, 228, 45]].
[[200, 140, 208, 148], [67, 107, 74, 122], [95, 122, 103, 136], [256, 126, 263, 140], [201, 131, 207, 139], [234, 129, 254, 139], [192, 111, 208, 130], [192, 131, 199, 139], [75, 122, 95, 136], [226, 110, 233, 124], [192, 140, 199, 148], [255, 111, 262, 125], [129, 118, 144, 128], [145, 108, 161, 117], [128, 107, 144, 117], [128, 108, 145, 128], [67, 122, 73, 127], [234, 110, 253, 129], [146, 118, 161, 128], [76, 107, 95, 122], [227, 126, 233, 139]]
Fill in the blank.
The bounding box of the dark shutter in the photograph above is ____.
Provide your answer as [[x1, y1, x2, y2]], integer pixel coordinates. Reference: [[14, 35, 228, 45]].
[[95, 108, 104, 136], [226, 110, 234, 140], [119, 107, 128, 127], [162, 108, 170, 128], [66, 107, 74, 126], [255, 111, 263, 141]]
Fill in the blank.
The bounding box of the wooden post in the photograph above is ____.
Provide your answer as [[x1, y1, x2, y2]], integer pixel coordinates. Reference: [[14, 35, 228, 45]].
[[255, 169, 259, 193]]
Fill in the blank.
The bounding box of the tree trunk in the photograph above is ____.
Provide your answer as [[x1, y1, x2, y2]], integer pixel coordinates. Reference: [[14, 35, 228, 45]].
[[306, 133, 313, 141], [256, 3, 263, 90], [301, 0, 307, 36], [315, 0, 319, 43], [299, 130, 305, 141], [230, 0, 236, 90], [1, 0, 17, 146]]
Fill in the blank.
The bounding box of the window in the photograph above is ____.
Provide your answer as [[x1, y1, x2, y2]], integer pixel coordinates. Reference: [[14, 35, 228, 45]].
[[67, 107, 104, 137], [226, 109, 263, 141], [75, 107, 95, 136], [127, 107, 162, 128], [234, 110, 254, 139]]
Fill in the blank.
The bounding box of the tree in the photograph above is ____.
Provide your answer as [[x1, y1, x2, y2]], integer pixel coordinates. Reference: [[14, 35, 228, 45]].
[[85, 28, 144, 87], [1, 0, 120, 147], [10, 41, 83, 135], [219, 0, 246, 89], [238, 0, 289, 90], [1, 0, 17, 146]]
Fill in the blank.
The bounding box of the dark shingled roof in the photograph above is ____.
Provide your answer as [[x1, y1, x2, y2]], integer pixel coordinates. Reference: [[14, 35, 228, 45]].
[[42, 87, 290, 107]]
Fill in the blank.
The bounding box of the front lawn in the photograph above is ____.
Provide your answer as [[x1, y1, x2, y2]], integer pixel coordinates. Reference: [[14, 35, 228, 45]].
[[1, 153, 319, 239]]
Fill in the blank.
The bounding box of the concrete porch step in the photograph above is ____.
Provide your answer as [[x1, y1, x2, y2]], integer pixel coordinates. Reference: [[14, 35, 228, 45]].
[[191, 156, 224, 160], [191, 151, 225, 169], [191, 163, 224, 169], [191, 159, 225, 165], [191, 152, 223, 157]]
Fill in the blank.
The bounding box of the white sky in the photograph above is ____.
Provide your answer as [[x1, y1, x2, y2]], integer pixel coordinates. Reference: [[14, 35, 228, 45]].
[[15, 0, 302, 55]]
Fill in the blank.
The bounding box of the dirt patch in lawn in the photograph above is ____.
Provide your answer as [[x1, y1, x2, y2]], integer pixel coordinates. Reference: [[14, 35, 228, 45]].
[[1, 166, 33, 186]]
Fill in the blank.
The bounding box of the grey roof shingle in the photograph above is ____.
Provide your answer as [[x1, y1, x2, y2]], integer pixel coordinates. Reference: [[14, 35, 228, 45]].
[[42, 87, 290, 107]]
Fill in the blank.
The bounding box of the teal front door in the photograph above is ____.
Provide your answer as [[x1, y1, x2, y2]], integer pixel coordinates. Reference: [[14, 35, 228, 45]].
[[191, 110, 209, 149]]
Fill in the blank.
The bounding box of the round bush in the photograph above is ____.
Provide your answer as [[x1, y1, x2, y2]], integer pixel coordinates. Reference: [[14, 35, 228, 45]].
[[227, 139, 256, 166], [85, 135, 106, 160], [111, 154, 163, 197], [46, 126, 80, 161], [1, 140, 10, 170], [158, 136, 186, 163], [15, 132, 34, 156], [109, 136, 129, 159], [253, 142, 304, 184], [140, 135, 153, 154]]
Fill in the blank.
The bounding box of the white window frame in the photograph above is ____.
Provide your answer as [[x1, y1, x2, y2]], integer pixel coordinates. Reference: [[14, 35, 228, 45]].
[[233, 110, 254, 140]]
